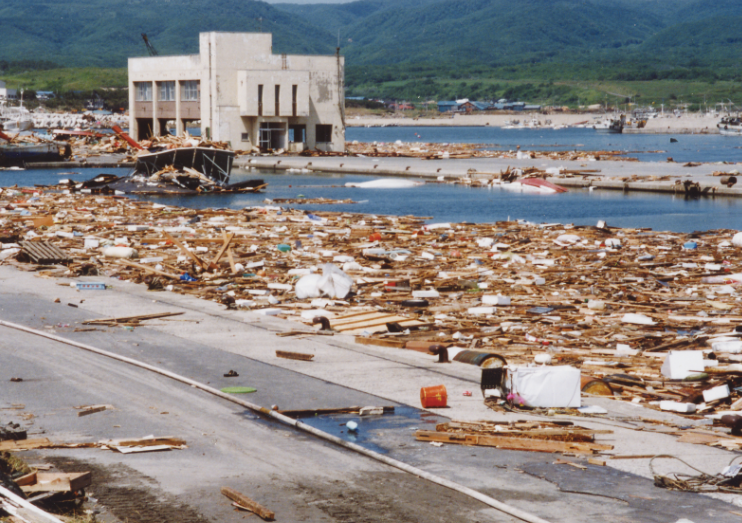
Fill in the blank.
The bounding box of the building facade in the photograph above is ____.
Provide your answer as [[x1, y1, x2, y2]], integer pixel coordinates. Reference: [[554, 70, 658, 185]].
[[0, 81, 18, 100], [128, 32, 345, 152]]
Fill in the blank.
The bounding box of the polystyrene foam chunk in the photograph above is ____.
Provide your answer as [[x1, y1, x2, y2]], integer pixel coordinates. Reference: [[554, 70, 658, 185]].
[[660, 401, 697, 413], [661, 351, 704, 380], [703, 384, 730, 402], [482, 295, 511, 306]]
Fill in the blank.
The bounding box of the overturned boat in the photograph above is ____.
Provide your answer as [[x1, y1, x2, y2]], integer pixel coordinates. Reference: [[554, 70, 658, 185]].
[[134, 147, 235, 184]]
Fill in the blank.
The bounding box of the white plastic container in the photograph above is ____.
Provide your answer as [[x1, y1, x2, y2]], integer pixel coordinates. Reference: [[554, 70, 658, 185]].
[[413, 290, 440, 298], [712, 340, 742, 353]]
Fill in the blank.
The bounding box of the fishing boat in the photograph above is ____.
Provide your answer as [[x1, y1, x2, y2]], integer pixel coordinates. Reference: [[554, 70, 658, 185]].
[[0, 141, 70, 166], [717, 115, 742, 136], [592, 114, 625, 134], [0, 100, 34, 133]]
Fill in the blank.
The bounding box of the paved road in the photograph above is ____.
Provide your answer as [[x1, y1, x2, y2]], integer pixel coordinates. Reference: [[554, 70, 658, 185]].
[[1, 269, 740, 522]]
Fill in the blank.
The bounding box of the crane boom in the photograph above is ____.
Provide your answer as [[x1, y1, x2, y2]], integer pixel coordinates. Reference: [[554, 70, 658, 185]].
[[141, 33, 158, 56]]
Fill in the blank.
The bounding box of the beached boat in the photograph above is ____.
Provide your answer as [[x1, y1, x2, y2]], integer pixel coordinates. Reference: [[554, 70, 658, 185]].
[[0, 141, 70, 166], [592, 115, 625, 133], [0, 101, 34, 133], [717, 116, 742, 136]]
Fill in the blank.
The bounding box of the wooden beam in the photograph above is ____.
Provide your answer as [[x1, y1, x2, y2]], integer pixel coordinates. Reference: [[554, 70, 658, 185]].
[[415, 431, 613, 454], [83, 312, 184, 325], [163, 231, 207, 270], [116, 259, 182, 280], [220, 487, 275, 521], [210, 231, 235, 267], [276, 350, 314, 361]]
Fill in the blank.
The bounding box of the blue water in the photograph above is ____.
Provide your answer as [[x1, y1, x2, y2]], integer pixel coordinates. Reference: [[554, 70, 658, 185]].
[[347, 126, 742, 163], [4, 168, 737, 232]]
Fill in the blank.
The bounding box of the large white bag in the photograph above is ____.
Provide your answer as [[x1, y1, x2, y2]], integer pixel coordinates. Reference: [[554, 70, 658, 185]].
[[509, 366, 581, 408]]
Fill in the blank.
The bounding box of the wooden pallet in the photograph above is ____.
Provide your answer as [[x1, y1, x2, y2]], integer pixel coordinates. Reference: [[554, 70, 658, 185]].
[[330, 310, 427, 335]]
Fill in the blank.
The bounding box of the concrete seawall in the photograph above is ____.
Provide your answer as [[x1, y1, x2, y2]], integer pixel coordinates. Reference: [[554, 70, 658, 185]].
[[240, 156, 742, 198]]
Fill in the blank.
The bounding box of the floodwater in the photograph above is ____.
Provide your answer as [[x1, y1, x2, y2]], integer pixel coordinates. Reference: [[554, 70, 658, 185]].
[[347, 126, 742, 163], [3, 167, 740, 232]]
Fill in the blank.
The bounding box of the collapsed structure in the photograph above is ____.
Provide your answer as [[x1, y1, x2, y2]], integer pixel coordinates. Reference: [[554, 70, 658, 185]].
[[128, 32, 346, 153]]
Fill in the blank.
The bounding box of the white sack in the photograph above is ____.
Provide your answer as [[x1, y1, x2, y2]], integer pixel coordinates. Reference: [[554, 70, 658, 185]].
[[509, 365, 581, 408]]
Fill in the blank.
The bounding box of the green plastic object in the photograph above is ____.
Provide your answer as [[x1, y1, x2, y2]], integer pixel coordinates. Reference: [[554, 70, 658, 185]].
[[277, 244, 292, 252], [221, 386, 257, 394]]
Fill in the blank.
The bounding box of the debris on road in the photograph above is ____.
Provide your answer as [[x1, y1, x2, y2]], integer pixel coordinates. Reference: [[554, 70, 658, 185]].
[[221, 486, 275, 521]]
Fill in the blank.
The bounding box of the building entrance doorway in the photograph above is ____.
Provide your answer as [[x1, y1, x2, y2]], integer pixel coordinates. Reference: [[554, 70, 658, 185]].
[[258, 122, 286, 150]]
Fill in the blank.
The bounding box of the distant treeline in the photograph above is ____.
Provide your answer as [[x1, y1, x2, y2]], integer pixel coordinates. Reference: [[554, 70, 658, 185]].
[[0, 60, 59, 74]]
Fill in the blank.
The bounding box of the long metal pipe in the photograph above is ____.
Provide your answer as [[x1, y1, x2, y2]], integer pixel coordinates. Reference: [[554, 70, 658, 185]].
[[0, 319, 552, 523]]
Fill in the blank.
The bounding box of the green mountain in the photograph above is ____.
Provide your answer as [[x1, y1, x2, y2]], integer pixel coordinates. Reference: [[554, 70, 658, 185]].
[[0, 0, 335, 68]]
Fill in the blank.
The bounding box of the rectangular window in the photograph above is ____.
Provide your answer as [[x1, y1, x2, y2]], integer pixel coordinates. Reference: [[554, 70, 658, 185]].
[[292, 85, 298, 117], [316, 124, 332, 143], [241, 132, 250, 142], [182, 80, 200, 101], [159, 81, 175, 101], [257, 84, 263, 117], [135, 82, 152, 102], [275, 85, 280, 116]]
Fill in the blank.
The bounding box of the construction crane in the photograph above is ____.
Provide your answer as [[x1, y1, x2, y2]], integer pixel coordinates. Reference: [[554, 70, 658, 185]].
[[141, 33, 158, 56]]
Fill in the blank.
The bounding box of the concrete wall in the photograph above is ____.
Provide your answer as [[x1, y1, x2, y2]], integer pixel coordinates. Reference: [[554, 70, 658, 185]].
[[129, 32, 344, 151]]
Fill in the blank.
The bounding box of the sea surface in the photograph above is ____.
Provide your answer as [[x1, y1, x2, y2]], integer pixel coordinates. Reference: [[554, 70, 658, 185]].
[[2, 167, 740, 233], [347, 126, 742, 164]]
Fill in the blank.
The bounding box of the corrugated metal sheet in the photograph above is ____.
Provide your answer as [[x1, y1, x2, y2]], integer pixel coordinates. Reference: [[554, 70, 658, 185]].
[[19, 241, 72, 264]]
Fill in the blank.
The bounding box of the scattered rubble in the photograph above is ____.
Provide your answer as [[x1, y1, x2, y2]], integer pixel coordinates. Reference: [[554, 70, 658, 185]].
[[3, 185, 742, 451]]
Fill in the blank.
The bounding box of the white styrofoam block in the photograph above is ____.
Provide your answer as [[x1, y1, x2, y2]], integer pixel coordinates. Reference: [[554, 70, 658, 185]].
[[661, 351, 705, 380], [413, 290, 440, 298], [468, 306, 495, 316], [254, 308, 283, 316], [703, 384, 730, 403], [660, 401, 697, 413], [712, 340, 742, 353], [510, 366, 581, 408], [482, 295, 511, 306]]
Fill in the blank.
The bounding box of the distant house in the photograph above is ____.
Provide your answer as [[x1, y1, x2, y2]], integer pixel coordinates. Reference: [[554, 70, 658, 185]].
[[437, 101, 459, 113], [36, 91, 55, 100], [0, 81, 18, 100]]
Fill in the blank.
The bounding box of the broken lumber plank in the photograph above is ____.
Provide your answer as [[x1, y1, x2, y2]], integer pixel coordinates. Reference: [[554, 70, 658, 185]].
[[220, 487, 275, 521], [83, 312, 184, 325], [210, 231, 235, 267], [20, 472, 92, 493], [275, 350, 314, 361], [415, 431, 613, 454], [0, 484, 65, 523], [163, 231, 207, 269], [116, 259, 181, 280], [77, 405, 109, 417], [354, 336, 407, 349]]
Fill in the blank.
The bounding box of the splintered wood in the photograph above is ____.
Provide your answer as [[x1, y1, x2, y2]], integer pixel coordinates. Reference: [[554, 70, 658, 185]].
[[3, 183, 742, 442]]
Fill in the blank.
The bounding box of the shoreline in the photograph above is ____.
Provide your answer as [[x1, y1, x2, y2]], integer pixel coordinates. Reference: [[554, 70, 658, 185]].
[[347, 112, 723, 134], [241, 154, 742, 198]]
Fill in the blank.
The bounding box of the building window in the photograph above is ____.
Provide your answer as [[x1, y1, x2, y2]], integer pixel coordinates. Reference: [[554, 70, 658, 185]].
[[258, 84, 263, 116], [241, 132, 250, 142], [182, 80, 200, 101], [275, 85, 280, 116], [292, 85, 297, 117], [159, 81, 175, 101], [316, 124, 332, 143], [135, 82, 152, 102]]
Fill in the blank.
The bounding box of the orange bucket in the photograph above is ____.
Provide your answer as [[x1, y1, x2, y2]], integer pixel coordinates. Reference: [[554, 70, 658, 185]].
[[420, 384, 447, 408]]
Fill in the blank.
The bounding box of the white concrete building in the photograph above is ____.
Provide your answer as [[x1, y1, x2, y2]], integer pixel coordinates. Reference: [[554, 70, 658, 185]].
[[0, 81, 18, 100], [128, 32, 345, 152]]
